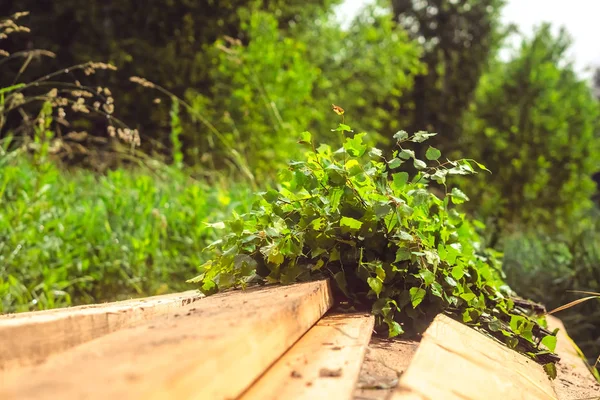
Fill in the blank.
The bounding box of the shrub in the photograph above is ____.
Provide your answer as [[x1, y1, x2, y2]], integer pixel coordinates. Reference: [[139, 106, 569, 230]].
[[460, 24, 600, 233], [191, 118, 560, 372], [503, 212, 600, 361]]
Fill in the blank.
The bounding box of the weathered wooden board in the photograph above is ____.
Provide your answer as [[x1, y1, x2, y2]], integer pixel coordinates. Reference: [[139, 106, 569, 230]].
[[393, 313, 558, 400], [0, 290, 202, 370], [547, 316, 600, 399], [242, 312, 374, 400], [0, 280, 333, 400]]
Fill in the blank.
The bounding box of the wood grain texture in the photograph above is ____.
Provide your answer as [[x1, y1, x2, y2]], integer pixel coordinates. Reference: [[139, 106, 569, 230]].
[[393, 313, 558, 400], [546, 316, 600, 399], [242, 312, 374, 400], [0, 290, 202, 370], [0, 281, 333, 400]]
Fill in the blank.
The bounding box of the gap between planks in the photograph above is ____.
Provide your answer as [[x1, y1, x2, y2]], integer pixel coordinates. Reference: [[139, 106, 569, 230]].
[[0, 290, 203, 370], [0, 280, 333, 400], [241, 312, 375, 400]]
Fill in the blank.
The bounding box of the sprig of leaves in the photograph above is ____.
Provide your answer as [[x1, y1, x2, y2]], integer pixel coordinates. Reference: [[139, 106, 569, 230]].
[[190, 123, 559, 374]]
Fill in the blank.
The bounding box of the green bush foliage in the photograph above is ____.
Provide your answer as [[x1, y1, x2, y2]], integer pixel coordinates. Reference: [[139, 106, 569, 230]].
[[159, 7, 424, 178], [0, 153, 252, 313], [0, 0, 338, 148], [190, 121, 559, 370], [503, 214, 600, 361], [461, 25, 600, 233]]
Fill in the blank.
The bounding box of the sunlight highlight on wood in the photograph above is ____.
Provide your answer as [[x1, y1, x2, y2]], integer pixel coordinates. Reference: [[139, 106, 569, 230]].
[[393, 313, 558, 400], [0, 290, 202, 369], [0, 281, 333, 400], [241, 312, 374, 400]]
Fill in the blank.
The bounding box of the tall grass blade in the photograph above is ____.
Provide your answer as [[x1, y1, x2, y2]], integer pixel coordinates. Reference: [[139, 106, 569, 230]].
[[546, 296, 600, 315]]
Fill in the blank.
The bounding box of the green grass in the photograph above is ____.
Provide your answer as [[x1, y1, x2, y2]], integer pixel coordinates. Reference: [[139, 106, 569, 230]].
[[0, 154, 253, 313]]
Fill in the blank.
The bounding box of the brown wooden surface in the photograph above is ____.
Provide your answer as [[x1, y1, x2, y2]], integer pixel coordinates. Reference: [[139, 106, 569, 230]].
[[0, 281, 333, 400], [393, 313, 558, 400], [0, 290, 202, 370], [547, 315, 600, 399], [242, 312, 374, 400]]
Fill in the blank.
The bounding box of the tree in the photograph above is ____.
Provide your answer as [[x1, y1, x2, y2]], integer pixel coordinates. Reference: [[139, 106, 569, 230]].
[[175, 6, 424, 179], [461, 24, 600, 234], [390, 0, 506, 155], [0, 1, 339, 154]]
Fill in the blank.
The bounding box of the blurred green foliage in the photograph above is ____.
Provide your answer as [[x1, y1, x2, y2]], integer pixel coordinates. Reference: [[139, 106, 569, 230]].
[[0, 0, 339, 152], [461, 24, 600, 234], [0, 153, 252, 313], [503, 213, 600, 360], [391, 0, 508, 154]]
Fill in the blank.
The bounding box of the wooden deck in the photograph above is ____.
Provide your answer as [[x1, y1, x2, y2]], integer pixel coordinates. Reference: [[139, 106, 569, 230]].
[[1, 281, 598, 399]]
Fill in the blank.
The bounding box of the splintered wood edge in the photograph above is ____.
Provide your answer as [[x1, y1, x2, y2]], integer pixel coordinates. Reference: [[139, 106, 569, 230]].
[[1, 280, 334, 400], [393, 313, 558, 400], [0, 290, 203, 369], [241, 312, 375, 400]]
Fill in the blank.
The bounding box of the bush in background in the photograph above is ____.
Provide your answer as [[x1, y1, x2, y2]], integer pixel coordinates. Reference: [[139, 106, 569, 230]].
[[461, 24, 600, 235], [502, 210, 600, 360]]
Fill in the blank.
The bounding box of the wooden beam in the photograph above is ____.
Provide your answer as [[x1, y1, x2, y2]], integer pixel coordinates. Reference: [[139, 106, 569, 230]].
[[241, 313, 374, 400], [0, 290, 202, 370], [393, 313, 558, 400], [0, 280, 333, 400], [546, 316, 600, 399]]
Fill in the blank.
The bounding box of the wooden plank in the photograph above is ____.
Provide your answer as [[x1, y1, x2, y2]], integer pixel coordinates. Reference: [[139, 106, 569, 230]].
[[393, 313, 558, 400], [0, 290, 202, 370], [0, 280, 333, 400], [241, 312, 374, 400], [546, 316, 600, 399]]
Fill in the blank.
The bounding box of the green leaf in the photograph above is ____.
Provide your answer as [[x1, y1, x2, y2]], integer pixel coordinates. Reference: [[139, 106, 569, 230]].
[[451, 265, 464, 280], [344, 133, 367, 157], [409, 287, 426, 308], [396, 231, 413, 242], [298, 131, 312, 145], [541, 335, 557, 353], [335, 123, 353, 132], [387, 158, 403, 169], [389, 320, 404, 337], [444, 276, 457, 287], [393, 130, 408, 141], [398, 149, 415, 160], [431, 282, 443, 297], [543, 363, 557, 380], [425, 146, 441, 161], [395, 248, 411, 262], [419, 269, 435, 285], [340, 216, 363, 233], [411, 131, 437, 143], [474, 160, 491, 173], [186, 272, 205, 284], [391, 172, 409, 191], [413, 159, 427, 170], [367, 277, 383, 297], [488, 319, 502, 332], [450, 187, 470, 204]]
